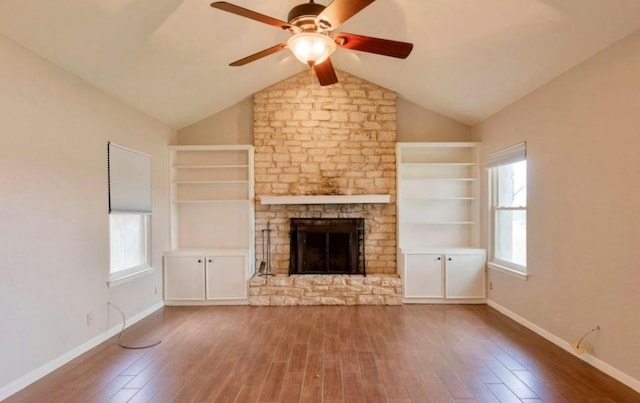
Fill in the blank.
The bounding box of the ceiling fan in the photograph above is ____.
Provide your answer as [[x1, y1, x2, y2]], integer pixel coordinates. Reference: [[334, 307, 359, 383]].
[[210, 0, 413, 86]]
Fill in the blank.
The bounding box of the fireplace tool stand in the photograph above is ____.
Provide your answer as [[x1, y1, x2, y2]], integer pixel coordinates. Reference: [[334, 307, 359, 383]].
[[259, 221, 274, 277]]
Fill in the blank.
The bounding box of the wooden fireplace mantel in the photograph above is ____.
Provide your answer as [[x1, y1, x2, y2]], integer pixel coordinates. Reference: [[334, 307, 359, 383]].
[[259, 194, 391, 205]]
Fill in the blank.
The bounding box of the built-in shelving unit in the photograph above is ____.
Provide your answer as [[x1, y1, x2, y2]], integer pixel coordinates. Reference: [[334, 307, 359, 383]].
[[169, 145, 254, 250], [397, 142, 486, 303], [397, 142, 481, 249], [165, 145, 254, 305]]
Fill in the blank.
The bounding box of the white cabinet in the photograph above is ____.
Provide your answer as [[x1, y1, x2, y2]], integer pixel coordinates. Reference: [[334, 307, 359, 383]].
[[165, 145, 254, 305], [403, 254, 444, 298], [205, 255, 247, 300], [445, 253, 486, 299], [164, 256, 206, 301], [164, 251, 249, 305], [401, 250, 486, 303]]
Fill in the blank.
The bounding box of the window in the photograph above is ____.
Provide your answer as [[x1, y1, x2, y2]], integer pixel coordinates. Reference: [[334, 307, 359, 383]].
[[109, 214, 150, 277], [107, 142, 152, 286], [488, 142, 527, 276]]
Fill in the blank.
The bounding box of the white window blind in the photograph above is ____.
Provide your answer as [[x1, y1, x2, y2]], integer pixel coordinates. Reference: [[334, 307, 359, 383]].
[[108, 142, 152, 214], [487, 142, 526, 168]]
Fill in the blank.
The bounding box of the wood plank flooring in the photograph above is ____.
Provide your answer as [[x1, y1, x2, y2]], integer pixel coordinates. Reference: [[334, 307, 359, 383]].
[[6, 305, 639, 402]]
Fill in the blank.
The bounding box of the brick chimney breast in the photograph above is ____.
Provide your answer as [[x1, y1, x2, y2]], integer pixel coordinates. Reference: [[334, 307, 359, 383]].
[[254, 70, 397, 275]]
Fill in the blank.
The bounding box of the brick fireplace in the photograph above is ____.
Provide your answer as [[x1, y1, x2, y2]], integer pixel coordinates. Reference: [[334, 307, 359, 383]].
[[250, 70, 400, 305]]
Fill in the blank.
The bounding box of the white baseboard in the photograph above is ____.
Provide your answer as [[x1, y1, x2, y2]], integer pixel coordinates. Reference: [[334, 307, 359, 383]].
[[402, 298, 486, 304], [164, 299, 248, 306], [0, 301, 164, 401], [487, 300, 640, 393]]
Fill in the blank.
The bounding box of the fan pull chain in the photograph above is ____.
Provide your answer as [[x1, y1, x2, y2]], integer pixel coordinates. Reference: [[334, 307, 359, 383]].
[[310, 66, 315, 91]]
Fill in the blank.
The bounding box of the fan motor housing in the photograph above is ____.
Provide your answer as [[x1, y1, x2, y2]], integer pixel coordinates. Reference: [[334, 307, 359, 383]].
[[288, 2, 326, 28]]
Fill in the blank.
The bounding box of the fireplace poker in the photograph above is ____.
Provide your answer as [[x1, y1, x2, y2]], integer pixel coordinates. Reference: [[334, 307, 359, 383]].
[[259, 221, 274, 277], [258, 228, 266, 274]]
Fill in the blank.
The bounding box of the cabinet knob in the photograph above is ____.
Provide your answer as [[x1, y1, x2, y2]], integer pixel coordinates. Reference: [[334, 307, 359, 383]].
[[197, 259, 202, 263], [208, 259, 212, 263], [437, 257, 441, 261], [448, 257, 452, 261]]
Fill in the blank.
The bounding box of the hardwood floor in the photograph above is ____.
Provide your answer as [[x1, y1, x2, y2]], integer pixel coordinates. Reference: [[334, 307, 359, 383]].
[[6, 305, 639, 402]]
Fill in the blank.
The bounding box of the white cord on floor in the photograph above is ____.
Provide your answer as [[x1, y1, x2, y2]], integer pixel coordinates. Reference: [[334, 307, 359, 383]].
[[107, 302, 162, 350]]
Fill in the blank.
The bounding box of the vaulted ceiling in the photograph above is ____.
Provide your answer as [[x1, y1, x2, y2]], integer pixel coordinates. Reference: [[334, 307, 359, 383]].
[[1, 0, 640, 129]]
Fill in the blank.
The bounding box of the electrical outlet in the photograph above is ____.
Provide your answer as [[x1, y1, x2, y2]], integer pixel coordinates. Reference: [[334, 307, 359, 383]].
[[489, 282, 493, 290], [86, 312, 93, 326], [570, 340, 585, 355]]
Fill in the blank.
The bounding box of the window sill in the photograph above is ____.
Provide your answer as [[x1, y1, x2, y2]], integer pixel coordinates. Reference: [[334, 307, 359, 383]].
[[487, 262, 528, 281], [107, 267, 154, 288]]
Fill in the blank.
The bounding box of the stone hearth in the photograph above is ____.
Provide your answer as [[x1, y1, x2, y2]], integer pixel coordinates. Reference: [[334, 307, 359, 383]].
[[249, 274, 401, 306]]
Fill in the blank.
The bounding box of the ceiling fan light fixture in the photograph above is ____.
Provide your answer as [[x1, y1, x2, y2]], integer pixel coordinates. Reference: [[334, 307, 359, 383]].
[[287, 32, 336, 66]]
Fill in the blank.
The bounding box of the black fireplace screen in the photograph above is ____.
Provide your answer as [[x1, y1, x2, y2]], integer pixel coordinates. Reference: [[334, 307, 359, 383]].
[[289, 218, 365, 275]]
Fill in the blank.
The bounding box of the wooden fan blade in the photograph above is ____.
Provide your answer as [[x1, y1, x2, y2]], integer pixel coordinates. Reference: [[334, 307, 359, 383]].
[[313, 58, 338, 86], [335, 32, 413, 59], [211, 2, 290, 30], [316, 0, 375, 30], [229, 43, 287, 66]]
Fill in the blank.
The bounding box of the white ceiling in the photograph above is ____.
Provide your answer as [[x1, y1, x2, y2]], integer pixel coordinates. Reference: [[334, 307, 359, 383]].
[[1, 0, 640, 129]]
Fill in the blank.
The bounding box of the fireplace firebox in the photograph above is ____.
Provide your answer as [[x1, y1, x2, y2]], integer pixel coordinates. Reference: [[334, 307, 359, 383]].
[[289, 218, 365, 275]]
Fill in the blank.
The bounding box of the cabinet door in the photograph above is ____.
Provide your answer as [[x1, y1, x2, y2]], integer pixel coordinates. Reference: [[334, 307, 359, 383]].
[[404, 254, 444, 298], [164, 256, 205, 300], [206, 255, 247, 300], [445, 253, 485, 299]]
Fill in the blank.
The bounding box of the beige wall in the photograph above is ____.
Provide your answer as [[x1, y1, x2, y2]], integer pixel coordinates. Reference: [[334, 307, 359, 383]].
[[397, 97, 471, 142], [473, 30, 640, 384], [177, 98, 253, 145], [177, 87, 469, 146], [0, 35, 174, 394]]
